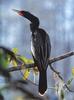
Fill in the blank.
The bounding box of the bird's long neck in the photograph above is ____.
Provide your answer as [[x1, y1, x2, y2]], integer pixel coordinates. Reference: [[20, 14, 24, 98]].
[[22, 11, 39, 26], [30, 23, 39, 33]]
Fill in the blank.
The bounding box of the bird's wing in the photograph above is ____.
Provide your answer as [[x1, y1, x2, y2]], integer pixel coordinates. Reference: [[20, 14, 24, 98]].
[[34, 34, 51, 71], [46, 34, 51, 59]]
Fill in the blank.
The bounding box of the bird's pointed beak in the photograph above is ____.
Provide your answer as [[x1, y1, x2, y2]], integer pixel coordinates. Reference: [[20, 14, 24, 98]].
[[12, 9, 24, 16], [12, 9, 20, 13]]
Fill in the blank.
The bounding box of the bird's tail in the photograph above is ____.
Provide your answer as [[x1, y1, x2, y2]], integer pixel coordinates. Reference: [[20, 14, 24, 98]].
[[39, 70, 47, 95]]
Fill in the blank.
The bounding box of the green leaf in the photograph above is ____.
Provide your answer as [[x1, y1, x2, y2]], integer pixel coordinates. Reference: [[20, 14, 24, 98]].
[[61, 90, 64, 100], [12, 48, 18, 54], [67, 77, 73, 85], [17, 56, 34, 80], [12, 60, 18, 67], [72, 67, 74, 76], [0, 49, 9, 69], [22, 69, 30, 80], [11, 55, 32, 79], [18, 56, 33, 64]]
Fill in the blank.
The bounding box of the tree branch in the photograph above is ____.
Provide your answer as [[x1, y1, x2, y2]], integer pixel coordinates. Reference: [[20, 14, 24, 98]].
[[7, 64, 34, 72], [1, 46, 74, 93], [49, 51, 74, 64], [7, 51, 74, 72], [7, 51, 74, 93]]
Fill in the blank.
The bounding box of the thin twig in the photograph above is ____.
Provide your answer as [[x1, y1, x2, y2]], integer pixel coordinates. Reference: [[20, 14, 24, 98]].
[[49, 64, 74, 92], [7, 64, 34, 72], [49, 51, 74, 64]]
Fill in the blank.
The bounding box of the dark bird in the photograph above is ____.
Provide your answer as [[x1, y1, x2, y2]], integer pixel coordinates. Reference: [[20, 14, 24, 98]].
[[13, 9, 51, 95]]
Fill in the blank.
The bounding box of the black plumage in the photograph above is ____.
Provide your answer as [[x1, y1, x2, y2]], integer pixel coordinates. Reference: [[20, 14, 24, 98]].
[[31, 27, 51, 95], [13, 9, 51, 95]]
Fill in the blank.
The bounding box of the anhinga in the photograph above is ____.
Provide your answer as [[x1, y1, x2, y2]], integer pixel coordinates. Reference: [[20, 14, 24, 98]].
[[13, 9, 51, 95]]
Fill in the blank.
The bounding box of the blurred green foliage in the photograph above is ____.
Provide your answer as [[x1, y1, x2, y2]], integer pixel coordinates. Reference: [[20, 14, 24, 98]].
[[0, 49, 9, 69]]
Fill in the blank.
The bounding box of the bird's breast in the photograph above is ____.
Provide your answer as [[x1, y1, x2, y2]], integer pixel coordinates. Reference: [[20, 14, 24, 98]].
[[31, 40, 35, 57]]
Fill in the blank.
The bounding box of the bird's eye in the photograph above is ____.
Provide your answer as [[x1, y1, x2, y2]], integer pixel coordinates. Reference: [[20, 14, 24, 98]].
[[18, 11, 24, 16]]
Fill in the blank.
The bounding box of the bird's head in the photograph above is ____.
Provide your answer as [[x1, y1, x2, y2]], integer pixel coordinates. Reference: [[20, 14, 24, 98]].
[[13, 9, 25, 17], [13, 9, 39, 32]]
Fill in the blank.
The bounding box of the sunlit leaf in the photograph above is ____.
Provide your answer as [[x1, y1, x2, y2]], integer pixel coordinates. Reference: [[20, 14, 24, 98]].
[[72, 68, 74, 76], [22, 69, 30, 80], [18, 56, 33, 64], [12, 48, 18, 54], [11, 52, 34, 79], [12, 60, 18, 67], [17, 56, 34, 79]]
